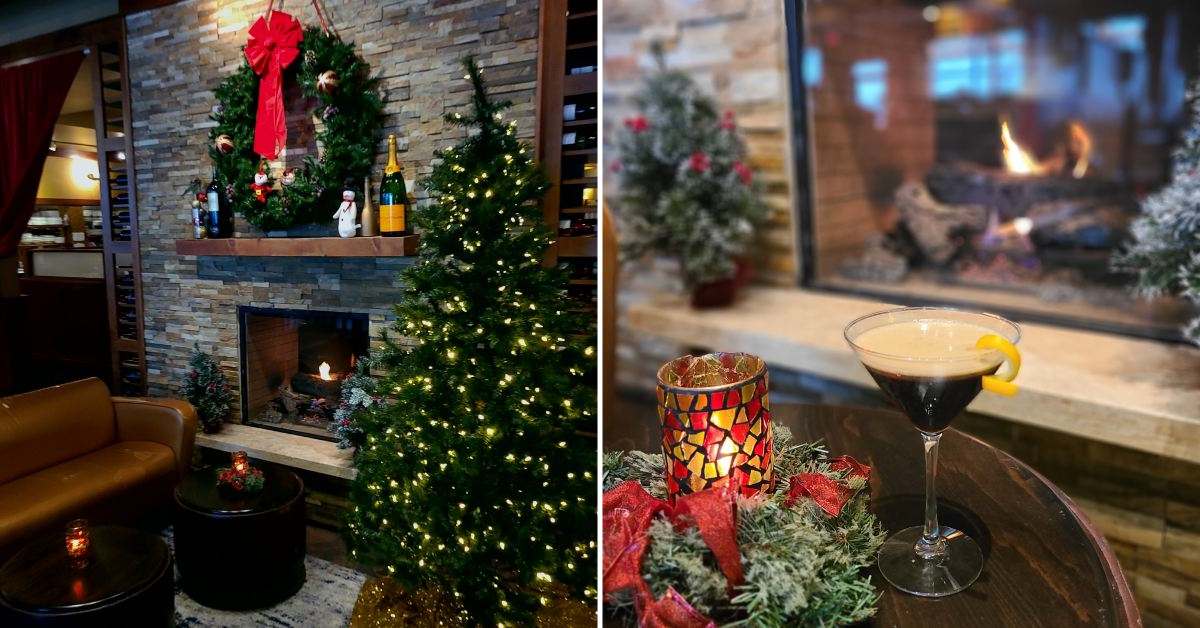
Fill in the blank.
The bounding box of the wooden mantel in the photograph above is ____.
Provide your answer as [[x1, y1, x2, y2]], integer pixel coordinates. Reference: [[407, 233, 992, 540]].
[[174, 235, 419, 258]]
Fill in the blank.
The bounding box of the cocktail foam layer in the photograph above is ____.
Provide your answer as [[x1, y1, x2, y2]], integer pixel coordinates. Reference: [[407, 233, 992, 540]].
[[853, 319, 1004, 378]]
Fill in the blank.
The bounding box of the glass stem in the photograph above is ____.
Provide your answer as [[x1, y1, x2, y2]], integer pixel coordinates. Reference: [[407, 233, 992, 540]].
[[916, 431, 947, 560]]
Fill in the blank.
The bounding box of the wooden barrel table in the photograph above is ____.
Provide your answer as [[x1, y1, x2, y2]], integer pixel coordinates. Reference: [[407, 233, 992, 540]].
[[607, 403, 1140, 627], [174, 463, 306, 610]]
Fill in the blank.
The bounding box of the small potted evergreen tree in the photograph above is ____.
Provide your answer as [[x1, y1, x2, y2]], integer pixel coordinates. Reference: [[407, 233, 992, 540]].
[[612, 45, 769, 307], [183, 344, 234, 434], [1113, 75, 1200, 344]]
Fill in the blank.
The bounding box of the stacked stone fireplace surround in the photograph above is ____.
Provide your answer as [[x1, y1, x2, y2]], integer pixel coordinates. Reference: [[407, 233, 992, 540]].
[[124, 0, 540, 420]]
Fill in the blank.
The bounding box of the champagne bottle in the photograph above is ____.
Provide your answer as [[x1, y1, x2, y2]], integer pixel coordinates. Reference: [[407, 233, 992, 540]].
[[205, 167, 231, 238], [379, 135, 408, 236], [360, 175, 377, 236]]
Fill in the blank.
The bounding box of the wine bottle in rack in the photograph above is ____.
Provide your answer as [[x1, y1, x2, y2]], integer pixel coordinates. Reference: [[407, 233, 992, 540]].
[[562, 131, 597, 150], [562, 103, 596, 122]]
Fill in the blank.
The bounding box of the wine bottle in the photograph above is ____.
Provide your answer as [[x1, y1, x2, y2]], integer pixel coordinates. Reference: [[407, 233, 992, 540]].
[[562, 132, 597, 150], [360, 176, 377, 236], [205, 167, 231, 238], [562, 103, 596, 121], [379, 135, 408, 236]]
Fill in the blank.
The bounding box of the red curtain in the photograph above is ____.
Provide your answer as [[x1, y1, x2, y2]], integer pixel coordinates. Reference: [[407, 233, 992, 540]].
[[0, 51, 85, 258]]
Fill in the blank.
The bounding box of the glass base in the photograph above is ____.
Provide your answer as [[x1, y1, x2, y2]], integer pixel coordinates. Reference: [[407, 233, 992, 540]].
[[877, 525, 983, 597]]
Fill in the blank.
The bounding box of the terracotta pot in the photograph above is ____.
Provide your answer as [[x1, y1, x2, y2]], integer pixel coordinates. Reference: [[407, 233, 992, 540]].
[[690, 259, 752, 309]]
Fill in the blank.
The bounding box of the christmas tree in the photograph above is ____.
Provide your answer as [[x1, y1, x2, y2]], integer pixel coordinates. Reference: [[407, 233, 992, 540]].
[[613, 46, 768, 288], [183, 344, 233, 434], [1114, 77, 1200, 344], [344, 58, 597, 625]]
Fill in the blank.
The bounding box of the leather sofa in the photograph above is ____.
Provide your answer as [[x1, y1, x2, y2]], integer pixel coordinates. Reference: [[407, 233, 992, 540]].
[[0, 377, 196, 557]]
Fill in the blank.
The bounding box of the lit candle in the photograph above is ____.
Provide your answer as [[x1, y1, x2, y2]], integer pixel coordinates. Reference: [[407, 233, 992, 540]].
[[232, 451, 250, 476], [65, 519, 90, 568], [319, 362, 332, 381]]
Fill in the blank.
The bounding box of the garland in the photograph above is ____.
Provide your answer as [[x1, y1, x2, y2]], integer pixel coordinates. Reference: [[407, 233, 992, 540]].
[[603, 427, 885, 627], [208, 27, 383, 231]]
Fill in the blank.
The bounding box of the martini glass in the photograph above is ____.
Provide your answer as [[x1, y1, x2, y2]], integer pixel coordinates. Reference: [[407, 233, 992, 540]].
[[845, 307, 1021, 597]]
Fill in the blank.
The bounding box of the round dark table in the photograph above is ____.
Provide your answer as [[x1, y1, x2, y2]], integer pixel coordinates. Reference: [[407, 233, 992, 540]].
[[608, 403, 1140, 627], [174, 463, 306, 610], [0, 525, 173, 627]]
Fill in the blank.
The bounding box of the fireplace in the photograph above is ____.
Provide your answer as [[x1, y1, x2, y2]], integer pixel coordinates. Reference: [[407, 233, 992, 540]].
[[788, 0, 1200, 339], [237, 307, 370, 440]]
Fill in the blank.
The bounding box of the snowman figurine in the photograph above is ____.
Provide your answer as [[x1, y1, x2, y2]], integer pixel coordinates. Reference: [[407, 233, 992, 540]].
[[334, 181, 359, 238]]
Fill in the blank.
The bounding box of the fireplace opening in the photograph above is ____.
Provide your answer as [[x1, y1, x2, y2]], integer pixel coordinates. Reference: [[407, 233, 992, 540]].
[[237, 307, 370, 440], [790, 0, 1200, 340]]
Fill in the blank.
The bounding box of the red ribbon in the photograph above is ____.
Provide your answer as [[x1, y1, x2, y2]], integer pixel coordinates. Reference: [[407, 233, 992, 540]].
[[602, 481, 742, 624], [784, 455, 871, 517], [244, 10, 303, 159], [643, 587, 717, 628]]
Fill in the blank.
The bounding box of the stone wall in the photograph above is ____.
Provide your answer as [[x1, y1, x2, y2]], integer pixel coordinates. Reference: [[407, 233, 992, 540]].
[[125, 0, 539, 411], [602, 0, 797, 286]]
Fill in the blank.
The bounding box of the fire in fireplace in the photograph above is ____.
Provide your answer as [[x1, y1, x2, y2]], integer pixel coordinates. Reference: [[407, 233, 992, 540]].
[[790, 0, 1200, 339], [237, 307, 369, 439]]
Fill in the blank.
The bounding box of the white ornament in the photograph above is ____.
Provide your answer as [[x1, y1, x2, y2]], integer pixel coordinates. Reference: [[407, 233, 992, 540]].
[[281, 169, 296, 186], [334, 189, 359, 238], [254, 170, 270, 186]]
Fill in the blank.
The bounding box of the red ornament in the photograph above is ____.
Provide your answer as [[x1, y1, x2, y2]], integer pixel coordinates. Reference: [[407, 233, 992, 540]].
[[215, 134, 234, 154], [624, 116, 649, 133], [732, 161, 753, 185], [317, 70, 340, 94], [244, 10, 303, 159], [720, 110, 736, 131], [688, 152, 711, 173]]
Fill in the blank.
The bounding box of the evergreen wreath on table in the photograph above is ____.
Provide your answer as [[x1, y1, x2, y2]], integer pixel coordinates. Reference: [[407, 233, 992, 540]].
[[207, 26, 382, 232], [603, 426, 885, 627]]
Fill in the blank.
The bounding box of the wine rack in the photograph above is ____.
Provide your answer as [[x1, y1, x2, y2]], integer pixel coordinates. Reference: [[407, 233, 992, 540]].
[[537, 0, 598, 330], [89, 35, 147, 396]]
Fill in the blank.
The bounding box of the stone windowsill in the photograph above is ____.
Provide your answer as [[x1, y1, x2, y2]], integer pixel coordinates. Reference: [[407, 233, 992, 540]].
[[196, 423, 356, 480], [626, 287, 1200, 464]]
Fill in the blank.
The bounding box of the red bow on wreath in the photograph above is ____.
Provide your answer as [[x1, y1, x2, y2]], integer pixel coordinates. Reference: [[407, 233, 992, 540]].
[[244, 9, 303, 159], [603, 481, 740, 627]]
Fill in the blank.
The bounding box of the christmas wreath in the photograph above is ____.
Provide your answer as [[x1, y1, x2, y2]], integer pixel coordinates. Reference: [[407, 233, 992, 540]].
[[208, 14, 382, 232], [603, 427, 885, 627]]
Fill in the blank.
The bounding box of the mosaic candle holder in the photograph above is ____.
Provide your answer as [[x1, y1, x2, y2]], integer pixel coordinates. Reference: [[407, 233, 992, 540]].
[[656, 352, 773, 498], [65, 518, 90, 569]]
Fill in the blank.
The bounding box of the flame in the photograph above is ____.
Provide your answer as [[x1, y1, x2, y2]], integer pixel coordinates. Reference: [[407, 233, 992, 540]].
[[1001, 121, 1043, 175], [1067, 120, 1091, 179], [319, 362, 332, 381]]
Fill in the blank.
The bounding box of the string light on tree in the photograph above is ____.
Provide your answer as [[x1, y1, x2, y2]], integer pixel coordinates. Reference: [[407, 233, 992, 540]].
[[344, 57, 595, 624]]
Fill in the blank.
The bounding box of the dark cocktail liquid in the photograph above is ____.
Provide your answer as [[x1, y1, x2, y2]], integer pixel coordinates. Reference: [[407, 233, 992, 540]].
[[865, 365, 998, 432]]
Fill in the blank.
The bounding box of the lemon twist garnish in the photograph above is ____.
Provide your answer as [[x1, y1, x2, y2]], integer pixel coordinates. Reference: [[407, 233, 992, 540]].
[[976, 334, 1020, 396]]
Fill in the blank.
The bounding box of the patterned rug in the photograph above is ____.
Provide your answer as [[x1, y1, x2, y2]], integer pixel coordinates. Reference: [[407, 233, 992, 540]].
[[162, 529, 367, 627]]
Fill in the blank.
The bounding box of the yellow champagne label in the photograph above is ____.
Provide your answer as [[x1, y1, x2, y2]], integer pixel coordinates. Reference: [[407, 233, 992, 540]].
[[380, 204, 406, 232]]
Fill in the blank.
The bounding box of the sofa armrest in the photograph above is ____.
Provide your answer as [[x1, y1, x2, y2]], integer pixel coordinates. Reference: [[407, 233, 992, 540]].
[[112, 397, 197, 480]]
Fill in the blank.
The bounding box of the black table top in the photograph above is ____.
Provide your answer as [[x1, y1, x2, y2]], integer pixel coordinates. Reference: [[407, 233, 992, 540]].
[[175, 463, 302, 517], [0, 526, 169, 614]]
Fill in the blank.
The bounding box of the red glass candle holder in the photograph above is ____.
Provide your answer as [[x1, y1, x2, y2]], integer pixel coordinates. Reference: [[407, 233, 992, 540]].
[[65, 518, 90, 569], [231, 450, 250, 476], [656, 352, 774, 498]]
